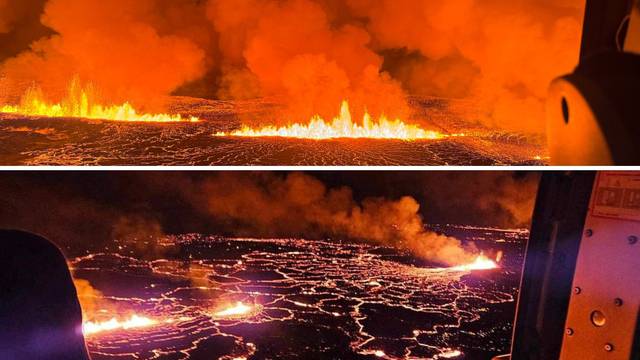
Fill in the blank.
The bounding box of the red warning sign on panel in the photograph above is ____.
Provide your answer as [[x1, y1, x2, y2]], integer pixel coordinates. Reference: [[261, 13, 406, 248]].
[[592, 172, 640, 221]]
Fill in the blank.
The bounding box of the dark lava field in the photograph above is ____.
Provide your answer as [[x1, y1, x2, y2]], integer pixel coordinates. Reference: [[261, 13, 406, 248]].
[[71, 225, 527, 359]]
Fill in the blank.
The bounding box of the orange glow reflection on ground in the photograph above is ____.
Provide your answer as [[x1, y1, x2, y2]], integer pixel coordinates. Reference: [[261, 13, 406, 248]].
[[215, 100, 458, 140]]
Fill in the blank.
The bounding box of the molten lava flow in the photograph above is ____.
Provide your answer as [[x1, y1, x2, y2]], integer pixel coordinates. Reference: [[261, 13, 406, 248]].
[[214, 302, 255, 319], [0, 82, 199, 123], [215, 100, 456, 140], [374, 350, 386, 357], [451, 254, 499, 272], [437, 349, 463, 358], [83, 314, 157, 336]]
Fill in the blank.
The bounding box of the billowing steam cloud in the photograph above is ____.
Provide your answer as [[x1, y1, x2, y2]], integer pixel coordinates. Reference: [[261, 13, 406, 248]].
[[0, 0, 584, 132]]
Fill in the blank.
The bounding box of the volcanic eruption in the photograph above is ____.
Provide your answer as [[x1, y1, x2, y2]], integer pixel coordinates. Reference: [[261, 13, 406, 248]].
[[2, 79, 199, 123], [0, 0, 585, 162], [0, 171, 537, 358], [82, 314, 158, 336], [56, 172, 516, 341], [214, 100, 455, 140]]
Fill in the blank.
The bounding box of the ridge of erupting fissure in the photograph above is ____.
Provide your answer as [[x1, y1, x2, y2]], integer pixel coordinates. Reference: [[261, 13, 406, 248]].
[[215, 100, 459, 140], [0, 80, 199, 123]]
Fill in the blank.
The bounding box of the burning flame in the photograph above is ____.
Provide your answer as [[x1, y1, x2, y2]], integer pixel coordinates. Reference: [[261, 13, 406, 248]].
[[214, 302, 255, 318], [450, 254, 499, 272], [215, 100, 456, 140], [83, 314, 157, 335], [0, 81, 199, 123]]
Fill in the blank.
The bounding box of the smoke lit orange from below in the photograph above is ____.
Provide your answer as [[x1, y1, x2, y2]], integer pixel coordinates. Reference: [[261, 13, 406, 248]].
[[0, 0, 585, 134], [215, 100, 456, 140]]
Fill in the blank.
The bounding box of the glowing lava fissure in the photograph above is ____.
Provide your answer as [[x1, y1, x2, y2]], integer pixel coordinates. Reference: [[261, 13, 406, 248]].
[[81, 302, 257, 336], [83, 314, 200, 336], [215, 100, 459, 140], [0, 81, 199, 123], [449, 254, 499, 272], [83, 314, 158, 336]]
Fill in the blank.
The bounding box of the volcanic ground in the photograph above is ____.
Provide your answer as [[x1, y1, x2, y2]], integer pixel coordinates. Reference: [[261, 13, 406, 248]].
[[0, 97, 546, 165], [69, 225, 527, 360]]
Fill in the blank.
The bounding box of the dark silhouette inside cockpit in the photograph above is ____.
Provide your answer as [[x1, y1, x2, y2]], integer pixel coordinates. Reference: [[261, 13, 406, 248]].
[[0, 230, 90, 360]]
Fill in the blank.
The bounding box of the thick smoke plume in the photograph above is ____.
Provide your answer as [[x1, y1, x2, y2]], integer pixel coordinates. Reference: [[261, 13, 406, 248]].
[[0, 172, 538, 264], [206, 0, 409, 122], [0, 0, 583, 132], [201, 172, 476, 265], [352, 0, 585, 132], [0, 0, 208, 109], [316, 171, 540, 228], [0, 0, 13, 33], [0, 173, 167, 255], [410, 172, 540, 228]]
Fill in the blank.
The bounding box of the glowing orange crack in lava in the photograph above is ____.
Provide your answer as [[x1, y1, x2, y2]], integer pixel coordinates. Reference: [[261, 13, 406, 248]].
[[0, 82, 199, 123], [215, 100, 461, 140]]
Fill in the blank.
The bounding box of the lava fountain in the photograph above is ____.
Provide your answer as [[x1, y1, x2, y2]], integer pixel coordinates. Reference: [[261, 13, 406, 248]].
[[215, 100, 458, 140], [450, 254, 499, 272], [0, 80, 199, 123]]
